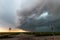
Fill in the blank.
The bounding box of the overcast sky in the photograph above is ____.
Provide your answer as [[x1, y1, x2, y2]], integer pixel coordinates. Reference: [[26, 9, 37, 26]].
[[0, 0, 21, 28], [0, 0, 60, 32]]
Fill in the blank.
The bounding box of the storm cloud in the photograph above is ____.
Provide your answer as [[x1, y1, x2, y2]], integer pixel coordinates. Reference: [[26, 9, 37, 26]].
[[17, 0, 60, 32], [0, 0, 60, 32]]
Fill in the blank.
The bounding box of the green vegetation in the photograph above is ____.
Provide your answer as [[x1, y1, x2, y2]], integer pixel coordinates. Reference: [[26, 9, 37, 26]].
[[0, 32, 60, 36], [0, 32, 19, 35], [23, 32, 60, 36]]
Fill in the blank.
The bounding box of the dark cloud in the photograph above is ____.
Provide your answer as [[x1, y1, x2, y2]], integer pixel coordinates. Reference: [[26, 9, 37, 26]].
[[17, 0, 60, 32]]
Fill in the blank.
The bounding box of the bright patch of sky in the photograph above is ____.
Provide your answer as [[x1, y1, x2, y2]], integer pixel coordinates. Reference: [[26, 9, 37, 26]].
[[0, 0, 21, 28], [35, 12, 48, 20]]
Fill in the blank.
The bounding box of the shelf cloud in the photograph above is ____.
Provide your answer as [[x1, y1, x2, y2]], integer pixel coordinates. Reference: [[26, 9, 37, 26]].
[[17, 0, 60, 32]]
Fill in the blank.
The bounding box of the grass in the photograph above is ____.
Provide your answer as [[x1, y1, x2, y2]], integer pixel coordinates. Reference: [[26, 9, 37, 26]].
[[0, 32, 60, 36]]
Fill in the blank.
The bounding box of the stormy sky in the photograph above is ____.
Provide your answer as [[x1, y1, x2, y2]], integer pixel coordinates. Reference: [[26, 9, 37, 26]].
[[17, 0, 60, 32], [0, 0, 60, 32]]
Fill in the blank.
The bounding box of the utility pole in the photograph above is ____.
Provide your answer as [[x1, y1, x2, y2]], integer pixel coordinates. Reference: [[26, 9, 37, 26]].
[[50, 23, 55, 40]]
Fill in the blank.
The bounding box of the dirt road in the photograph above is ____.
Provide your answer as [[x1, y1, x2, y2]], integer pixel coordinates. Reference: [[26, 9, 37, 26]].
[[0, 34, 60, 40]]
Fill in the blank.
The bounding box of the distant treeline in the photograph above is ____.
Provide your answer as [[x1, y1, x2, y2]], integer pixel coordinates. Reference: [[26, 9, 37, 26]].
[[0, 32, 60, 36]]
